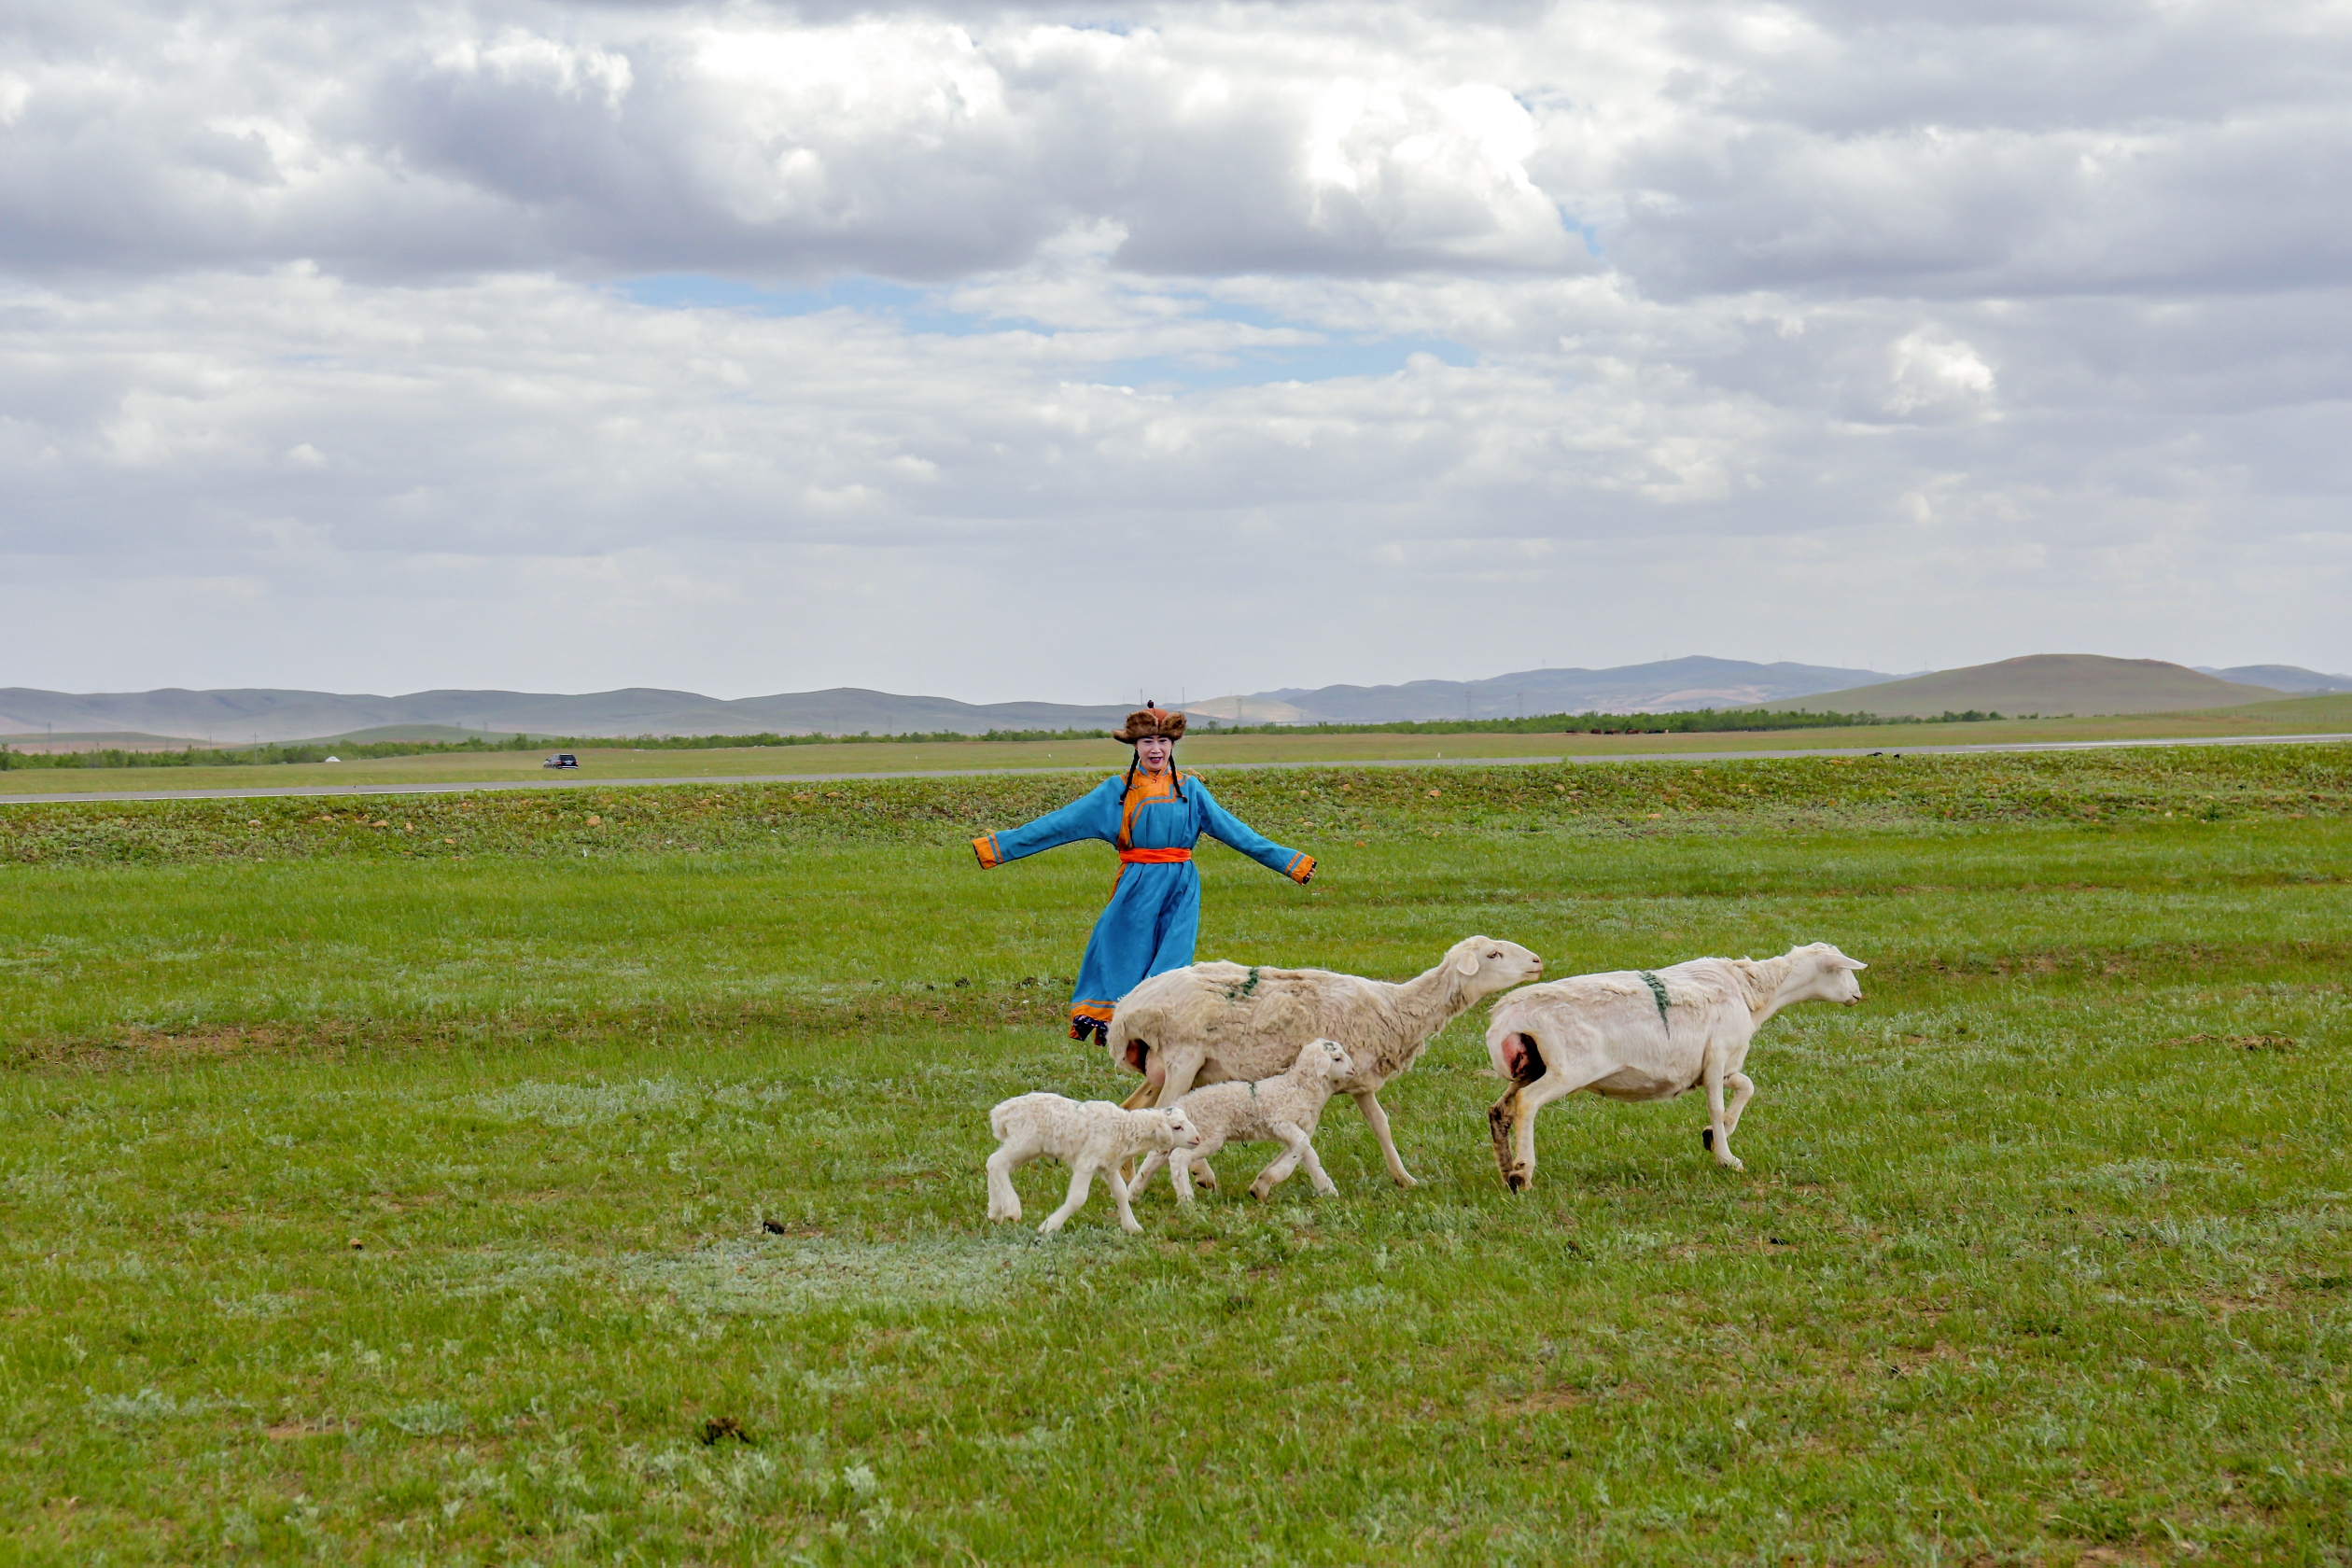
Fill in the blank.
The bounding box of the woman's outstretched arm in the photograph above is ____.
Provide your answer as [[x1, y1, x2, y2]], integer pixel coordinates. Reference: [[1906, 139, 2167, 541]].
[[972, 775, 1126, 868], [1193, 779, 1315, 883]]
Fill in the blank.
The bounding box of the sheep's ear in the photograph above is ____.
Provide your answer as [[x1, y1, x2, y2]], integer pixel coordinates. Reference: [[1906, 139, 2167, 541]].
[[1454, 952, 1482, 975], [1831, 955, 1868, 971]]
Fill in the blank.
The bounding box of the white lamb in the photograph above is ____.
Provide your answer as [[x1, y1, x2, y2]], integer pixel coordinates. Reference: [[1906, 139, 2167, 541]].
[[1109, 935, 1543, 1190], [985, 1094, 1203, 1234], [1482, 941, 1868, 1191], [1129, 1038, 1356, 1203]]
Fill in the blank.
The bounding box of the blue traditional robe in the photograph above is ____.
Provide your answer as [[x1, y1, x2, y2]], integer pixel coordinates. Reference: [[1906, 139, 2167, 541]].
[[973, 770, 1313, 1042]]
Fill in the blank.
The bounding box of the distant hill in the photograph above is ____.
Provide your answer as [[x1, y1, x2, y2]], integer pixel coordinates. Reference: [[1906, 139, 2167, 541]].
[[1205, 657, 1905, 722], [1768, 655, 2289, 717], [0, 661, 1905, 743], [6, 654, 2326, 743], [305, 725, 507, 745], [0, 686, 1137, 744], [2194, 665, 2352, 693]]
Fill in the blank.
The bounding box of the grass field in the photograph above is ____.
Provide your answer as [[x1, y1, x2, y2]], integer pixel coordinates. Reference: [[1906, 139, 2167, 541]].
[[5, 694, 2352, 799], [2, 748, 2347, 1562]]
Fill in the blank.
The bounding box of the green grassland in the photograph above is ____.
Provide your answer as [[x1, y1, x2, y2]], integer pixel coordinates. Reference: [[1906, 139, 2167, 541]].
[[4, 693, 2352, 798], [2, 748, 2348, 1562]]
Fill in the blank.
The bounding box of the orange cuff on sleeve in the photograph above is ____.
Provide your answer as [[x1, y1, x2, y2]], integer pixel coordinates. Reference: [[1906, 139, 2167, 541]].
[[1289, 853, 1315, 884], [972, 834, 1002, 869]]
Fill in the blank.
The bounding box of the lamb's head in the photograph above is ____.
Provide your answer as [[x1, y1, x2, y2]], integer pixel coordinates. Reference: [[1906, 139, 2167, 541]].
[[1787, 943, 1868, 1005], [1151, 1106, 1205, 1153], [1292, 1036, 1355, 1085], [1445, 936, 1544, 999]]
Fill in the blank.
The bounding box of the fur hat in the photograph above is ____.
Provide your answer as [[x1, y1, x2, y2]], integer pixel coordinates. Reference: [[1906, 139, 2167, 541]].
[[1113, 705, 1186, 743]]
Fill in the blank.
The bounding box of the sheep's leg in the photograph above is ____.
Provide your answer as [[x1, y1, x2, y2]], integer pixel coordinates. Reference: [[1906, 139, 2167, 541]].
[[985, 1140, 1031, 1223], [1352, 1090, 1416, 1189], [1512, 1083, 1560, 1183], [1168, 1149, 1198, 1204], [1102, 1165, 1144, 1235], [1115, 1047, 1194, 1185], [1490, 1073, 1579, 1193], [1169, 1133, 1223, 1204], [1113, 1081, 1158, 1184], [1250, 1123, 1311, 1200], [1127, 1149, 1166, 1197], [1702, 1061, 1744, 1172], [1298, 1136, 1339, 1198], [1149, 1051, 1205, 1107], [1487, 1086, 1522, 1183], [1040, 1163, 1096, 1233], [1723, 1071, 1756, 1138], [1148, 1052, 1218, 1190]]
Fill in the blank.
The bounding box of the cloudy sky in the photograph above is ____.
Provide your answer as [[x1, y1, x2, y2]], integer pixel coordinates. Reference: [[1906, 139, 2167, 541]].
[[4, 0, 2349, 702]]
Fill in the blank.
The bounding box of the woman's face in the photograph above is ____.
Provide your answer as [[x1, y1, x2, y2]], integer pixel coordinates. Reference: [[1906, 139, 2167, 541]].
[[1134, 735, 1174, 772]]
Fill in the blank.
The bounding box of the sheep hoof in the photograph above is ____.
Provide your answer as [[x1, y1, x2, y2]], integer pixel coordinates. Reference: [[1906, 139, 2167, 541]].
[[1504, 1165, 1531, 1193], [1391, 1170, 1420, 1190], [1700, 1127, 1714, 1150], [1249, 1183, 1272, 1201]]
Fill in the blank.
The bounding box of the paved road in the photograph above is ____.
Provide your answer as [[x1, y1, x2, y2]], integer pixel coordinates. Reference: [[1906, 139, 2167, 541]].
[[1, 730, 2343, 806]]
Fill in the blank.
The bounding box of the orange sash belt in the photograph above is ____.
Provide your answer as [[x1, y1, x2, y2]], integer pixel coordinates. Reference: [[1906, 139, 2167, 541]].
[[1118, 847, 1192, 863]]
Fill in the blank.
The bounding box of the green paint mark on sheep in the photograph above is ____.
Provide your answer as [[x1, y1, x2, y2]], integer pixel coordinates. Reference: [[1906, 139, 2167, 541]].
[[1638, 970, 1673, 1034]]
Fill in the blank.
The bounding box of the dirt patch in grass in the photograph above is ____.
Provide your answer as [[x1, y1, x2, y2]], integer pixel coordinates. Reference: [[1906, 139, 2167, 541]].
[[2159, 1031, 2299, 1050], [23, 1022, 379, 1071]]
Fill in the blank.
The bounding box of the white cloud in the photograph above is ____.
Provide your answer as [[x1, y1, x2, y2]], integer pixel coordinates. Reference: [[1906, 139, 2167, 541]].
[[1885, 329, 1995, 420], [1, 0, 2349, 694]]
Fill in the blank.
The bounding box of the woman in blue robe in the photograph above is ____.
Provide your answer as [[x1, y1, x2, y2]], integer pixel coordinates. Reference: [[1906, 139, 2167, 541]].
[[972, 705, 1314, 1044]]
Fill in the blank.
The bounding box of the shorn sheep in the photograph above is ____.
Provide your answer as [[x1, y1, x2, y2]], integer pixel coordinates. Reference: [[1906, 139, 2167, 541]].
[[985, 1095, 1203, 1234], [1108, 935, 1543, 1189], [1129, 1038, 1356, 1203], [1483, 942, 1868, 1191]]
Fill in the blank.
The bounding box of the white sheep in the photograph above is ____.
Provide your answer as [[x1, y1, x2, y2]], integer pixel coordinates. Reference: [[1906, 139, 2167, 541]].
[[1483, 942, 1868, 1191], [1129, 1038, 1356, 1203], [1108, 935, 1543, 1190], [984, 1094, 1203, 1234]]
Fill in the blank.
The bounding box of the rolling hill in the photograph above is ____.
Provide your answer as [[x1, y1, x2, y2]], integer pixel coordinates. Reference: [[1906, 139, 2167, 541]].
[[0, 659, 1906, 744], [2, 654, 2323, 745], [2195, 665, 2352, 693], [0, 687, 1140, 744], [1768, 655, 2288, 717], [1204, 656, 1905, 722]]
